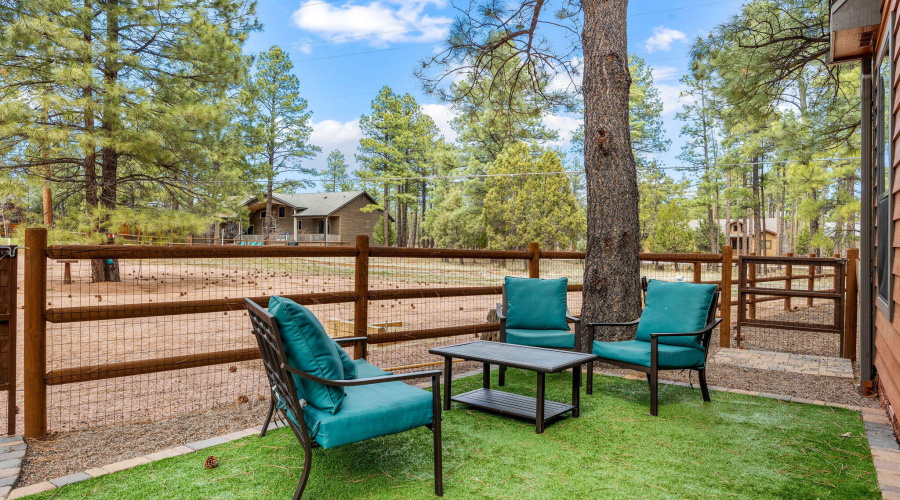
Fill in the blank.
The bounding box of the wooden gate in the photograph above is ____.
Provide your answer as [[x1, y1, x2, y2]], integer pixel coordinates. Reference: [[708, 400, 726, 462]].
[[0, 246, 17, 435], [736, 254, 855, 359]]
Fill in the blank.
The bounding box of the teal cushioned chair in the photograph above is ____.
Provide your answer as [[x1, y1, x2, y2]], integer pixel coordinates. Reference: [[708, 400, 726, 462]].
[[586, 278, 721, 416], [496, 276, 581, 386], [246, 298, 443, 499]]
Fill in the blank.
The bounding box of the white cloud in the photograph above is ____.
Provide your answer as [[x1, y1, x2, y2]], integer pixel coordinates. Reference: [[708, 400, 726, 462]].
[[544, 115, 582, 148], [645, 26, 687, 53], [292, 0, 451, 47], [305, 119, 362, 176], [421, 103, 457, 142], [656, 83, 686, 117]]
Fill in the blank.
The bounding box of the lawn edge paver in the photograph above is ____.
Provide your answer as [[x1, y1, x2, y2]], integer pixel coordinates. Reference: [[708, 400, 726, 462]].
[[3, 374, 893, 499]]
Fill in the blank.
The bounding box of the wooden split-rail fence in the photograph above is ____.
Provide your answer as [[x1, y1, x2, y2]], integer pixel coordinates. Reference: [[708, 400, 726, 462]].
[[15, 227, 858, 437]]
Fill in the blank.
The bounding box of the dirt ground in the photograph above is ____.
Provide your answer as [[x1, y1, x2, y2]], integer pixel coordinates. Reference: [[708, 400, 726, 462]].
[[0, 253, 877, 486]]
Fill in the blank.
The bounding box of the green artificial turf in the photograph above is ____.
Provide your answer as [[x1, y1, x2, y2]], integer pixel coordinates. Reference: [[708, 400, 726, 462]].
[[29, 371, 880, 499]]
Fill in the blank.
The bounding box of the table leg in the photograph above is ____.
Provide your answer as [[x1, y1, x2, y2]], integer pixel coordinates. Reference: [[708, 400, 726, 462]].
[[572, 366, 581, 418], [536, 372, 545, 434], [482, 363, 490, 389], [443, 357, 452, 411]]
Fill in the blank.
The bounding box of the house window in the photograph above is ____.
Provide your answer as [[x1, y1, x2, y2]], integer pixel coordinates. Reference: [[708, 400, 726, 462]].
[[365, 221, 370, 228], [877, 23, 895, 319], [260, 210, 266, 219], [765, 240, 772, 250], [297, 220, 302, 231], [318, 220, 326, 234], [246, 225, 254, 235], [278, 206, 286, 218]]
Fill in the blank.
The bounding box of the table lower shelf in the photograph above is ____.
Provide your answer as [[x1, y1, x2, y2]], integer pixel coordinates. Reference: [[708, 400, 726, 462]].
[[451, 388, 574, 422]]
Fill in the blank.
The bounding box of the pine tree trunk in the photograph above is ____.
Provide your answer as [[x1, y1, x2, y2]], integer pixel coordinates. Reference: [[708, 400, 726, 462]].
[[264, 174, 274, 243], [382, 183, 390, 245], [91, 2, 120, 283], [580, 0, 641, 345]]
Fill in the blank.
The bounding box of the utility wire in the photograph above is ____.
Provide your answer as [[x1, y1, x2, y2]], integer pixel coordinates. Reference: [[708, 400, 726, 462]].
[[157, 156, 861, 184]]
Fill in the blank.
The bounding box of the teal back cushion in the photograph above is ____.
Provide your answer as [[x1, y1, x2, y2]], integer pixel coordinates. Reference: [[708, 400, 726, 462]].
[[337, 347, 357, 379], [635, 280, 717, 349], [505, 277, 569, 330], [268, 296, 346, 413]]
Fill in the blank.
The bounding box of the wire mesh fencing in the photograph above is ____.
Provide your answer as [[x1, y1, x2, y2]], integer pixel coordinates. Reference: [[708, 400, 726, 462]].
[[734, 254, 854, 358], [22, 232, 737, 435]]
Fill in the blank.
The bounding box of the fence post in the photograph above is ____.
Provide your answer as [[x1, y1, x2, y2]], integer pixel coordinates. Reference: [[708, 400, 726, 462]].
[[693, 252, 702, 283], [353, 235, 370, 359], [720, 246, 732, 348], [24, 228, 48, 438], [845, 248, 859, 360], [807, 253, 815, 307], [0, 245, 17, 435], [784, 252, 793, 311], [528, 242, 540, 278], [748, 252, 757, 320]]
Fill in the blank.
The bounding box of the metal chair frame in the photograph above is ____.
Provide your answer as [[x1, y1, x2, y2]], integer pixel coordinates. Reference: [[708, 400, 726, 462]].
[[245, 298, 443, 499], [585, 278, 721, 416]]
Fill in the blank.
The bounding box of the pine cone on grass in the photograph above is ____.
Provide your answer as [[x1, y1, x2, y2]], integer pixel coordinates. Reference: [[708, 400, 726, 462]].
[[204, 456, 219, 469]]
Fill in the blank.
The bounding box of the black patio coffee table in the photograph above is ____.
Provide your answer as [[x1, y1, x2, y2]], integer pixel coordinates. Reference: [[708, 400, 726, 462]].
[[428, 340, 598, 433]]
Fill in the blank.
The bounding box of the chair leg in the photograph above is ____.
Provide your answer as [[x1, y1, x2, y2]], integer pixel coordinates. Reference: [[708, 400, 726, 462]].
[[649, 369, 658, 417], [432, 376, 444, 496], [699, 369, 711, 402], [260, 398, 276, 438], [586, 361, 593, 395], [499, 364, 506, 387], [292, 441, 313, 500]]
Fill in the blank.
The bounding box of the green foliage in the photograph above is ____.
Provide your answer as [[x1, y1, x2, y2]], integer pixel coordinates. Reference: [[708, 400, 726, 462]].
[[795, 226, 811, 255], [693, 219, 726, 253], [372, 215, 395, 246], [357, 86, 440, 246], [241, 45, 319, 238], [0, 0, 259, 215], [321, 150, 354, 192], [482, 143, 584, 250], [646, 202, 695, 253]]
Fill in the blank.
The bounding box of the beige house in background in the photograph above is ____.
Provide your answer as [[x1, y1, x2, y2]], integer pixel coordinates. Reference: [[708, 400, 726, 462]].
[[241, 191, 385, 243], [688, 218, 780, 256]]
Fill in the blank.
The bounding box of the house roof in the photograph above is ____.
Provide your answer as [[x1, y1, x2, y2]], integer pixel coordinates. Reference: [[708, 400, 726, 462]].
[[244, 191, 381, 218]]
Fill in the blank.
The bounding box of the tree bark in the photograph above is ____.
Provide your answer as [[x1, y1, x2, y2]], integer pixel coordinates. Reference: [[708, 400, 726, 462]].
[[92, 1, 120, 283], [580, 0, 641, 346], [264, 174, 274, 243]]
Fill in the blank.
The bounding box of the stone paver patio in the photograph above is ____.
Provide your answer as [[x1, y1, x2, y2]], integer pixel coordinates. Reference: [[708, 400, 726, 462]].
[[713, 348, 854, 379]]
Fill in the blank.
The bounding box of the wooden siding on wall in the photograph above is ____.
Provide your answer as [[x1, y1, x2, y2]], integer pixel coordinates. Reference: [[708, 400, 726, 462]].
[[332, 195, 380, 241], [876, 0, 900, 417]]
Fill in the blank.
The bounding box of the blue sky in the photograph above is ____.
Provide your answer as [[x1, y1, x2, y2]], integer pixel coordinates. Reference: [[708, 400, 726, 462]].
[[245, 0, 747, 181]]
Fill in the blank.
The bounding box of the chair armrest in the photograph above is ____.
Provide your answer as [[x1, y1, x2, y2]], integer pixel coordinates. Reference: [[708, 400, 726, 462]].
[[566, 309, 580, 323], [283, 364, 441, 387], [648, 318, 722, 339], [586, 319, 640, 328], [333, 336, 368, 347], [496, 303, 505, 320]]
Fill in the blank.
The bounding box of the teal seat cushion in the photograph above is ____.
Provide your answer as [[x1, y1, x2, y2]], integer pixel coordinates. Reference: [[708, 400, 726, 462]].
[[505, 276, 569, 330], [269, 296, 346, 414], [506, 328, 575, 349], [352, 358, 391, 378], [593, 340, 706, 369], [635, 280, 717, 349], [298, 380, 433, 449]]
